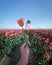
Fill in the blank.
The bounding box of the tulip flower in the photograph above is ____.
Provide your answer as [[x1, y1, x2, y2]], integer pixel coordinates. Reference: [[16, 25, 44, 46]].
[[45, 38, 49, 44], [42, 46, 47, 50], [49, 42, 52, 46], [45, 53, 51, 60], [16, 18, 24, 30], [49, 46, 52, 50]]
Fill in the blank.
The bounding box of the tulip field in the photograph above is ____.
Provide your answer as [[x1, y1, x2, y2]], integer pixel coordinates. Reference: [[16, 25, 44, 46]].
[[0, 29, 52, 65]]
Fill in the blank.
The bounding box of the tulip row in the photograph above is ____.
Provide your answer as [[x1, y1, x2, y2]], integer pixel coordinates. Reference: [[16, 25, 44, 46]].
[[0, 29, 23, 37], [29, 30, 52, 65]]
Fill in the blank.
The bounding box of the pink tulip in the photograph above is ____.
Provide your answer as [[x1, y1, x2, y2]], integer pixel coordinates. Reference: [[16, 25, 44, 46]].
[[49, 46, 52, 50], [45, 38, 49, 44], [42, 46, 47, 50], [49, 42, 52, 46], [45, 53, 51, 60], [5, 32, 8, 36]]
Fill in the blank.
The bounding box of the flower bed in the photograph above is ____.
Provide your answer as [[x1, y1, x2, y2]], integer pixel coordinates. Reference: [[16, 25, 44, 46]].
[[0, 29, 52, 65]]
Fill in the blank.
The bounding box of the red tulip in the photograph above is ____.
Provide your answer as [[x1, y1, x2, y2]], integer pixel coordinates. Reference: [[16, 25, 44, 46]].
[[9, 34, 14, 38], [45, 38, 49, 44], [16, 18, 24, 27], [42, 46, 47, 50], [42, 37, 45, 41], [49, 42, 52, 46], [5, 32, 8, 36], [45, 53, 50, 60], [15, 33, 17, 35], [49, 46, 52, 50]]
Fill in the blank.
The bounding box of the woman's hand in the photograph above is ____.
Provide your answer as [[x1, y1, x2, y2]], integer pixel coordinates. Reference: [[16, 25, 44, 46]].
[[17, 43, 29, 65], [20, 43, 29, 62]]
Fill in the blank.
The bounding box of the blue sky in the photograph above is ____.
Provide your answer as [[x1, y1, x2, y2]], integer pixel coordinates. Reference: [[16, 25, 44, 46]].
[[0, 0, 52, 29]]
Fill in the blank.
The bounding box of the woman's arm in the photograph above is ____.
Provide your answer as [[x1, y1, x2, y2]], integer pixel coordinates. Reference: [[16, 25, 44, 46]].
[[17, 57, 27, 65], [17, 43, 29, 65]]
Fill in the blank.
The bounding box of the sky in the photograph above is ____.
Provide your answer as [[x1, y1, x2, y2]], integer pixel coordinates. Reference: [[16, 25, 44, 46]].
[[0, 0, 52, 29]]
